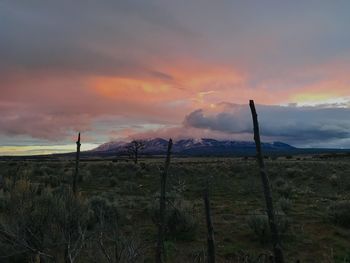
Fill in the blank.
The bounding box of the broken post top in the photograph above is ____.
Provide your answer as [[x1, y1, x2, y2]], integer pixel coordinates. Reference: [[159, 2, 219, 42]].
[[249, 100, 260, 138], [76, 132, 81, 146], [249, 100, 257, 116]]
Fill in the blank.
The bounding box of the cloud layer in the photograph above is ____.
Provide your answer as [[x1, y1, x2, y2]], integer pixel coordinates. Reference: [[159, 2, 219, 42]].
[[183, 103, 350, 147], [1, 1, 350, 153]]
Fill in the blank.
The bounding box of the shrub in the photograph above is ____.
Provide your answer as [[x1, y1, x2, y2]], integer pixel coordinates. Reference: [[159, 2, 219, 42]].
[[0, 183, 91, 261], [40, 174, 60, 187], [164, 240, 176, 258], [277, 197, 292, 214], [227, 250, 274, 262], [123, 181, 138, 193], [139, 162, 147, 170], [88, 196, 122, 227], [149, 199, 198, 241], [274, 177, 286, 187], [247, 213, 290, 243], [109, 177, 118, 187], [274, 178, 294, 198], [285, 167, 302, 178], [247, 214, 270, 243], [166, 205, 198, 241], [329, 174, 339, 186], [328, 201, 350, 228], [330, 173, 350, 191], [0, 190, 10, 212]]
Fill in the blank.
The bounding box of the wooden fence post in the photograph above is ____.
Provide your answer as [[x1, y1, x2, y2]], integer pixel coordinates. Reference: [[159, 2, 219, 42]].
[[156, 138, 173, 263], [249, 100, 284, 263], [204, 181, 215, 263], [73, 132, 81, 195]]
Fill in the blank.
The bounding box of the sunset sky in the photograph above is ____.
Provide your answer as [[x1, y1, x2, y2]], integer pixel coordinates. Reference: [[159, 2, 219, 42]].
[[1, 1, 350, 155]]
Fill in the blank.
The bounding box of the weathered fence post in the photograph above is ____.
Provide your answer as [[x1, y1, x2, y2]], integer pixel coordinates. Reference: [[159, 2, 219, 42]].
[[72, 132, 81, 195], [204, 181, 215, 263], [156, 138, 173, 263], [249, 100, 284, 263]]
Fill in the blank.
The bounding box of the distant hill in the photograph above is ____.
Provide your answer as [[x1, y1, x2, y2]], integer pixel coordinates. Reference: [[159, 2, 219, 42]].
[[92, 138, 297, 156]]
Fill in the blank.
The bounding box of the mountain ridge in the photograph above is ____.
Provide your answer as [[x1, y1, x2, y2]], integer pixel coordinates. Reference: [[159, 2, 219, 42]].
[[92, 138, 296, 156]]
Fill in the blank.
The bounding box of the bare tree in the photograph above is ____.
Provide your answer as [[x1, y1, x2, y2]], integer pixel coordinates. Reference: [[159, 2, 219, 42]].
[[127, 140, 145, 164], [249, 100, 284, 263], [156, 139, 173, 263]]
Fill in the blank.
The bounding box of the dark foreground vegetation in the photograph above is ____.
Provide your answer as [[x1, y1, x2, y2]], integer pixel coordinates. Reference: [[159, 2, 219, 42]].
[[0, 156, 350, 262]]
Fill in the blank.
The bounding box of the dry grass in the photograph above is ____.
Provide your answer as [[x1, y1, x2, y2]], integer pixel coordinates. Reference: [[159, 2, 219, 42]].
[[0, 156, 350, 262]]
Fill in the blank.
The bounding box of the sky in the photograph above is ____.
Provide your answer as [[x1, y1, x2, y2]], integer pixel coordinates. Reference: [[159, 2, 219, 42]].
[[1, 1, 350, 155]]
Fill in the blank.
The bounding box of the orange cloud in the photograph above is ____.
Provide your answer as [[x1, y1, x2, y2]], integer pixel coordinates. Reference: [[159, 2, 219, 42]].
[[90, 61, 247, 110], [2, 54, 350, 147], [288, 61, 350, 105], [92, 77, 178, 102]]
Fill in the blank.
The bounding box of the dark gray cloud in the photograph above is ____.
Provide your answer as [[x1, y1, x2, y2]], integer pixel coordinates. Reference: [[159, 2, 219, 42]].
[[2, 0, 349, 82], [0, 1, 195, 77], [184, 103, 350, 146]]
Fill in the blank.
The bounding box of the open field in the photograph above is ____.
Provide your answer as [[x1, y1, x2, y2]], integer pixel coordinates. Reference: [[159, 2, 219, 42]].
[[0, 156, 350, 262]]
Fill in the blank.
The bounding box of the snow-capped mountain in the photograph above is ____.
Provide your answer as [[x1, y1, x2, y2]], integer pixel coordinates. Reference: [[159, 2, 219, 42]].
[[92, 138, 295, 156]]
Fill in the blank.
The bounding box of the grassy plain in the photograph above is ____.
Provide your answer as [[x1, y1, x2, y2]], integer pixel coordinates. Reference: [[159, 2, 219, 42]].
[[0, 156, 350, 262]]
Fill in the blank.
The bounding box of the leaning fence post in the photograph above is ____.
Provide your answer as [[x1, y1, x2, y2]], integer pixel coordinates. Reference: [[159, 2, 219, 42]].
[[204, 181, 215, 263], [72, 132, 81, 195], [156, 138, 173, 263], [249, 100, 284, 263]]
